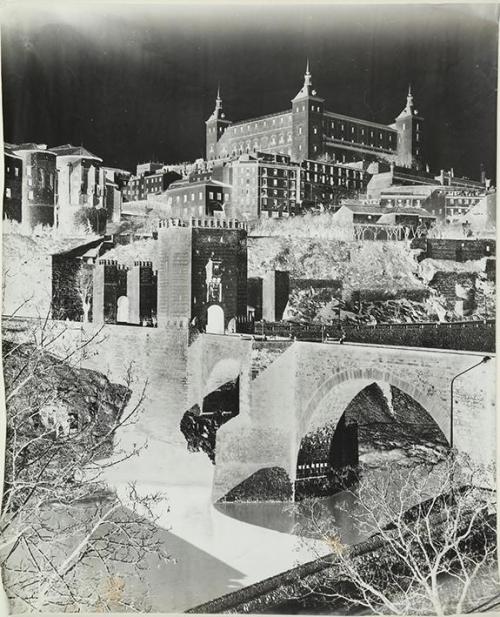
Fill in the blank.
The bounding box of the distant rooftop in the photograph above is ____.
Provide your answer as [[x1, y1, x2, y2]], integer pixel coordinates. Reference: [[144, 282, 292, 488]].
[[49, 144, 102, 161], [6, 142, 52, 153], [340, 203, 385, 215], [385, 207, 436, 217]]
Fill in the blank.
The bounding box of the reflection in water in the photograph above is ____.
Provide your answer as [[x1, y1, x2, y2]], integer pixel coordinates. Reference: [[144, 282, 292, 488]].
[[216, 489, 365, 545], [216, 456, 450, 547]]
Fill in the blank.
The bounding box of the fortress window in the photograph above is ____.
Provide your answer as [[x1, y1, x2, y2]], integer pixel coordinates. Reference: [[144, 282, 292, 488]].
[[209, 191, 214, 199], [28, 190, 33, 200], [183, 194, 187, 203], [314, 127, 318, 134], [5, 187, 11, 198], [15, 167, 19, 177], [28, 178, 33, 187], [26, 165, 32, 177], [191, 192, 195, 201], [217, 192, 222, 199]]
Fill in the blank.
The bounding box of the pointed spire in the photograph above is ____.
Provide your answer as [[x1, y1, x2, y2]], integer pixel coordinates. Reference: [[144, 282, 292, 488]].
[[207, 84, 224, 121], [215, 83, 222, 112], [396, 84, 415, 119], [304, 58, 312, 87], [406, 83, 413, 111]]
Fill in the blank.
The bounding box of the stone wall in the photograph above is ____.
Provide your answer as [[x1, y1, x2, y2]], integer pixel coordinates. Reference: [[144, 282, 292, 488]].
[[259, 320, 495, 353], [430, 271, 477, 313], [342, 320, 494, 352], [2, 318, 190, 437], [412, 238, 496, 261]]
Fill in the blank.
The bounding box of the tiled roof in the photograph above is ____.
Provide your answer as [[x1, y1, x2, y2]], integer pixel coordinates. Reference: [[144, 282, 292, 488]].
[[341, 203, 385, 215], [49, 144, 102, 161], [385, 207, 436, 217], [381, 185, 439, 197], [4, 145, 22, 158], [168, 178, 232, 190], [7, 142, 52, 153]]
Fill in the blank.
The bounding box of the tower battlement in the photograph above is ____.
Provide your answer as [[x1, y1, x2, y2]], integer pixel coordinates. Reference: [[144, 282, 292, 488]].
[[157, 217, 248, 231], [189, 217, 248, 230]]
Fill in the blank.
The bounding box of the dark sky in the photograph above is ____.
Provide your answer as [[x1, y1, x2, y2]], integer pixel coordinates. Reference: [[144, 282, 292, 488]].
[[1, 2, 498, 180]]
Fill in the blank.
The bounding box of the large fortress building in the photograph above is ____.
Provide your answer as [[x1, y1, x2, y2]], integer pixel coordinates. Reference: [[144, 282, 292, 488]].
[[206, 63, 424, 170]]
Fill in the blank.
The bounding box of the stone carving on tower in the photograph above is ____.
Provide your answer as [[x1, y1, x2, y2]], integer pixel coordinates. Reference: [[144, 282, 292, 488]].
[[205, 254, 223, 302]]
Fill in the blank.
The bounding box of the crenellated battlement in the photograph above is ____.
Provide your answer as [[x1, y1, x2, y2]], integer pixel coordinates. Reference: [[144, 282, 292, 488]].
[[133, 260, 153, 268], [189, 217, 248, 230], [98, 259, 119, 266], [157, 218, 186, 229], [157, 217, 248, 231]]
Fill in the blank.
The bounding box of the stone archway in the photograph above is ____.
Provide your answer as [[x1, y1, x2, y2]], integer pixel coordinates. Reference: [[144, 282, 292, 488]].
[[204, 357, 241, 398], [116, 295, 129, 323], [295, 377, 449, 498], [295, 370, 449, 482], [207, 304, 225, 334]]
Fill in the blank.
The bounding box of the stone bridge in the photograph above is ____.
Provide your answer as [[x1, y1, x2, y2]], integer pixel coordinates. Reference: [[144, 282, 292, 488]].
[[188, 334, 496, 502], [3, 318, 495, 503]]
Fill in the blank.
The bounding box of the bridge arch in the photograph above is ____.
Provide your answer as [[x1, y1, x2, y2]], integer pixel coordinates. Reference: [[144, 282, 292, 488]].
[[297, 367, 449, 460], [204, 357, 242, 398]]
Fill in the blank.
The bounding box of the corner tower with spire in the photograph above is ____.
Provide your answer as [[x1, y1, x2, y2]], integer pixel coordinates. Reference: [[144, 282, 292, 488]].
[[291, 60, 325, 161], [206, 86, 232, 161], [394, 85, 424, 169]]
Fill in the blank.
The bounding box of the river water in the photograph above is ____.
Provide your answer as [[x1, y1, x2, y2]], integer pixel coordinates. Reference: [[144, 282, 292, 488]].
[[92, 399, 455, 613]]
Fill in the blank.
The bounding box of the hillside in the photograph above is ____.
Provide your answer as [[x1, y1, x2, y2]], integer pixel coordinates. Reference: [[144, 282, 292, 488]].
[[248, 237, 425, 294]]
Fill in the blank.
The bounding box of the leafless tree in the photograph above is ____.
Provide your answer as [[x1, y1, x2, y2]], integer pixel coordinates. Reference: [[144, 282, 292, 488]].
[[75, 265, 93, 323], [1, 315, 171, 612], [292, 454, 497, 616]]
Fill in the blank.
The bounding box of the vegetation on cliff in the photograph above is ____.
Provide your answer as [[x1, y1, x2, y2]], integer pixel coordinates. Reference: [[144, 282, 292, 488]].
[[1, 328, 169, 612]]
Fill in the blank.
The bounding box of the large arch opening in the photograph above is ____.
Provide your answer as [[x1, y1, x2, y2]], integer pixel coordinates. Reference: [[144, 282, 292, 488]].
[[181, 358, 241, 463], [206, 304, 225, 334], [295, 380, 450, 500]]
